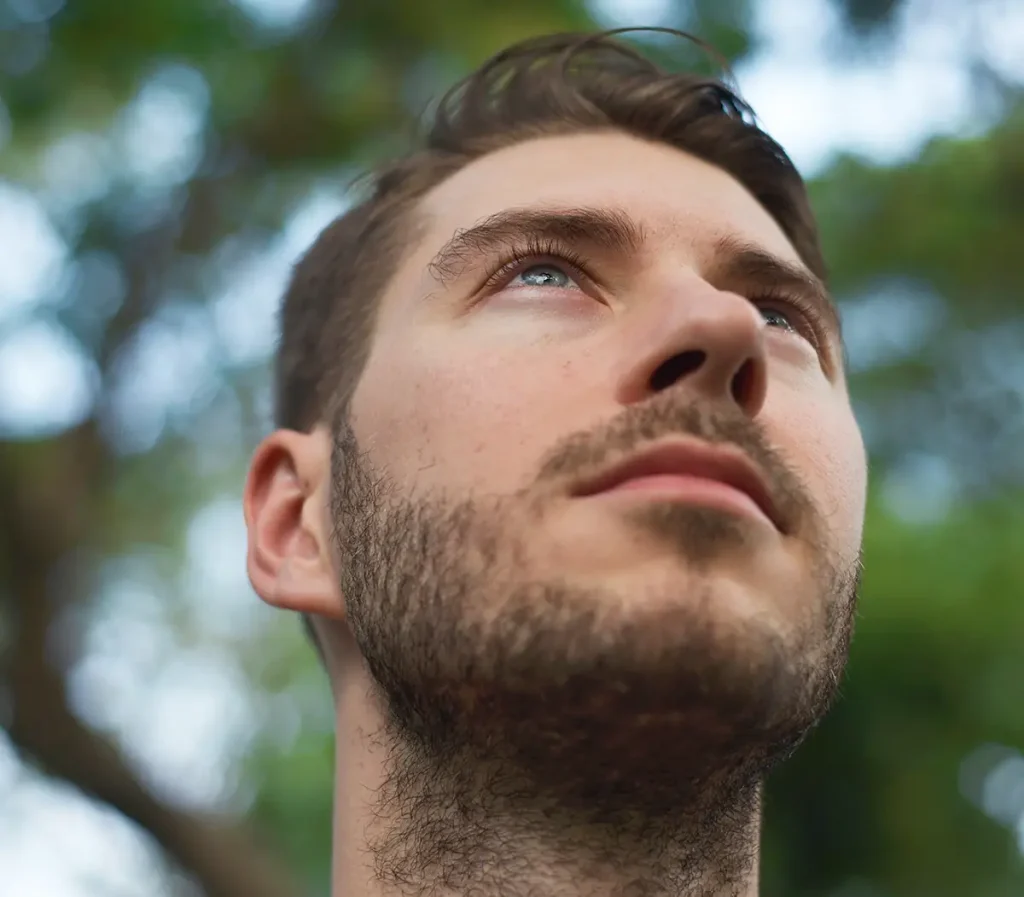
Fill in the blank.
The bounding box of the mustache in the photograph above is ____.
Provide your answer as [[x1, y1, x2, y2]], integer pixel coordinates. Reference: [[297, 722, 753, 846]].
[[533, 397, 814, 533]]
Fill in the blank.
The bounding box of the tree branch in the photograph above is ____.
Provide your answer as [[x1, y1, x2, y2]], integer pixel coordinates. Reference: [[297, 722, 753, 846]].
[[0, 77, 329, 897], [0, 368, 303, 897]]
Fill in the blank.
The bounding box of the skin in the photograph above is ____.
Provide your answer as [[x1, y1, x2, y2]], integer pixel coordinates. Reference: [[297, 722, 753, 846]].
[[244, 131, 868, 897]]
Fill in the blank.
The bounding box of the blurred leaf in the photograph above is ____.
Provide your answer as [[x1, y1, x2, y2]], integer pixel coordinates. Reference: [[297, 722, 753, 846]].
[[1, 1, 1022, 895]]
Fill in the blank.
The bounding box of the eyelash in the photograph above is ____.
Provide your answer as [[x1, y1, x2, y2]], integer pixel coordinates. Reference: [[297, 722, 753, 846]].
[[482, 236, 593, 293], [748, 288, 828, 354], [481, 237, 828, 354]]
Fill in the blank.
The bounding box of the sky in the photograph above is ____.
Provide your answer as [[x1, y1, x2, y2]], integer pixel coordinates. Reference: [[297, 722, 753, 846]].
[[1, 0, 1023, 893]]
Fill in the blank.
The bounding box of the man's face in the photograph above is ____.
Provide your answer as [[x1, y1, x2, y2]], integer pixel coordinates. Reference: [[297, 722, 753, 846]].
[[332, 131, 866, 809]]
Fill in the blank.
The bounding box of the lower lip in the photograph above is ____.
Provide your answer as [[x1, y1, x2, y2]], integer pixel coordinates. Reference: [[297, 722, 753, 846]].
[[591, 474, 773, 526]]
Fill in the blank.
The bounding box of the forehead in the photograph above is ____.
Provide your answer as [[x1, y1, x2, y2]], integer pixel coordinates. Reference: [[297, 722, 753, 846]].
[[417, 130, 803, 270]]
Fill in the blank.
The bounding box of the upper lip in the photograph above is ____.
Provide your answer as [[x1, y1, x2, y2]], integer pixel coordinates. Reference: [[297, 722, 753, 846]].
[[570, 438, 782, 530]]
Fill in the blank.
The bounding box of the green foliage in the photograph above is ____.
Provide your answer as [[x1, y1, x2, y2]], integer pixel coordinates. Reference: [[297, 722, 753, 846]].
[[815, 108, 1024, 322], [2, 1, 1022, 895], [762, 493, 1024, 896], [249, 730, 335, 897]]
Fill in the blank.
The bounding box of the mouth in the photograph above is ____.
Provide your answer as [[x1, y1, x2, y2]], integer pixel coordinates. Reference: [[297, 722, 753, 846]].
[[570, 438, 783, 532]]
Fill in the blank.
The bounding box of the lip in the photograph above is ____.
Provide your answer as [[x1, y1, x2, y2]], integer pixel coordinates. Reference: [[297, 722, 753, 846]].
[[570, 438, 782, 531]]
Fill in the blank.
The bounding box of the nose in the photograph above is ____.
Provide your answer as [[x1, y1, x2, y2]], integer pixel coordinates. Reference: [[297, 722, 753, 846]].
[[614, 280, 769, 417]]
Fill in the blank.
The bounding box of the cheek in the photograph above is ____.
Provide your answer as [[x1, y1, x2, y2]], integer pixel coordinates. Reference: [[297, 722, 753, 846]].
[[349, 331, 601, 495], [766, 387, 867, 557]]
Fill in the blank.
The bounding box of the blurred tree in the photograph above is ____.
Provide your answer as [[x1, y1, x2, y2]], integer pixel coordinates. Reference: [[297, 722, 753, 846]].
[[0, 0, 1021, 895]]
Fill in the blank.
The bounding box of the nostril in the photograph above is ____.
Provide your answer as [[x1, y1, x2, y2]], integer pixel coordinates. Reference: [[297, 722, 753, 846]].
[[731, 358, 756, 406], [650, 350, 705, 393]]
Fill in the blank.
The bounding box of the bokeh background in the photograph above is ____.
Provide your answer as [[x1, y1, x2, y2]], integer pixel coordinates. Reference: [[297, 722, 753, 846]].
[[0, 0, 1022, 895]]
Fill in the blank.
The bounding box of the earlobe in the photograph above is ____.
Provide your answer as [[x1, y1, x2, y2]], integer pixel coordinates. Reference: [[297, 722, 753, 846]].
[[243, 427, 344, 619]]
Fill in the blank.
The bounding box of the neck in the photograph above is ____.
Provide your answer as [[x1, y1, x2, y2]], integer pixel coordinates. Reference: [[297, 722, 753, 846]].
[[332, 701, 762, 897]]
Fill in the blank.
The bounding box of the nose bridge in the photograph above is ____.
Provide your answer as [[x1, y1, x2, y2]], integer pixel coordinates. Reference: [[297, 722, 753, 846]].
[[614, 269, 768, 414]]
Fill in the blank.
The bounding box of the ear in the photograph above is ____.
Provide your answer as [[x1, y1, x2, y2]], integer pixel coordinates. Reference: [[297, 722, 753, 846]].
[[243, 425, 343, 620]]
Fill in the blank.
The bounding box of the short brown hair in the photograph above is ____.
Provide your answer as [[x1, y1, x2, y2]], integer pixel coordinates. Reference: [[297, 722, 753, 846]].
[[273, 28, 827, 662]]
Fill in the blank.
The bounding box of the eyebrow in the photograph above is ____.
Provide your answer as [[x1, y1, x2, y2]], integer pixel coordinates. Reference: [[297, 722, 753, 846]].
[[426, 205, 843, 345], [427, 206, 645, 287]]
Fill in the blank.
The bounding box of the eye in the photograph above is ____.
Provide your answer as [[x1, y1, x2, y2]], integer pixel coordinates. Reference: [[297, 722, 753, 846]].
[[751, 290, 826, 352], [508, 263, 580, 290], [480, 238, 594, 297], [759, 306, 797, 332]]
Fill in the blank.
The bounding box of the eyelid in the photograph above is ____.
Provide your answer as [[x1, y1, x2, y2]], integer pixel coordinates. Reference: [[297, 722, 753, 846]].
[[751, 286, 835, 361], [478, 236, 599, 294]]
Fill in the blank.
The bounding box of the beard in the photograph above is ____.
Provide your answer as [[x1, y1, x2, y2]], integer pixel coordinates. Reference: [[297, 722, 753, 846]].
[[328, 397, 861, 895]]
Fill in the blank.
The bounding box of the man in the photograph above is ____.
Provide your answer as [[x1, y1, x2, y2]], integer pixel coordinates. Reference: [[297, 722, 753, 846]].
[[243, 28, 867, 897]]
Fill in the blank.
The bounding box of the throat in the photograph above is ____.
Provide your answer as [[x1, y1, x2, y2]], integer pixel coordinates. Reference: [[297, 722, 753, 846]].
[[363, 730, 763, 897]]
